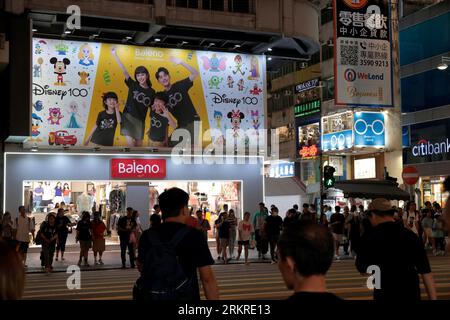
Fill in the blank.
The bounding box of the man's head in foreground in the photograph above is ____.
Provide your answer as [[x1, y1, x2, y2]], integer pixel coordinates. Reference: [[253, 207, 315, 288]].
[[277, 221, 334, 291]]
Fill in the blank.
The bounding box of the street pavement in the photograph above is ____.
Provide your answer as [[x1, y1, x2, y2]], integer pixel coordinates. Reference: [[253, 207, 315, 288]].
[[22, 250, 450, 300]]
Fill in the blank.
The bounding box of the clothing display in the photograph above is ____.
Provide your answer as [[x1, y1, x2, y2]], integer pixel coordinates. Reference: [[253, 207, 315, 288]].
[[77, 193, 95, 213], [109, 188, 126, 213], [148, 187, 159, 213]]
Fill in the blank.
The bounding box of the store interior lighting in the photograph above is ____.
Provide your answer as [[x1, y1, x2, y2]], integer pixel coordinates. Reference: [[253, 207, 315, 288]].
[[437, 56, 450, 70]]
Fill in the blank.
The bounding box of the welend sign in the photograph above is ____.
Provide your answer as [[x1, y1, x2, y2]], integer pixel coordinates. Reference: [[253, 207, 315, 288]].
[[111, 159, 166, 179]]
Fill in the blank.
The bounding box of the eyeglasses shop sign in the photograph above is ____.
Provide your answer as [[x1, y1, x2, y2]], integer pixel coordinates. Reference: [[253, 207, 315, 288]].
[[111, 159, 166, 179]]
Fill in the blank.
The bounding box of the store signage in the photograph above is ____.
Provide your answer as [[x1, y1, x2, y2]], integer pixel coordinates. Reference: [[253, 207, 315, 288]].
[[111, 159, 166, 179], [353, 112, 385, 147], [412, 138, 450, 157], [269, 162, 295, 178], [334, 0, 393, 107], [328, 156, 344, 176], [297, 122, 320, 159], [354, 158, 376, 179], [321, 112, 354, 151], [295, 78, 320, 94], [294, 100, 321, 118]]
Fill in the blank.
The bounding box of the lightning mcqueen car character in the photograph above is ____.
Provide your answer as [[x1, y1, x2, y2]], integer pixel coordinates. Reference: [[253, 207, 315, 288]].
[[48, 130, 77, 146]]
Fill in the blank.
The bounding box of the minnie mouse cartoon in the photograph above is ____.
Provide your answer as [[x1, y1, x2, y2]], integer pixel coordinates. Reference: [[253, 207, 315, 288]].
[[50, 57, 70, 86], [227, 109, 245, 137]]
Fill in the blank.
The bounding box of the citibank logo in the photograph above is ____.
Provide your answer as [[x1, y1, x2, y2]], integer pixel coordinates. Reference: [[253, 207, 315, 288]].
[[412, 138, 450, 157], [344, 69, 357, 82]]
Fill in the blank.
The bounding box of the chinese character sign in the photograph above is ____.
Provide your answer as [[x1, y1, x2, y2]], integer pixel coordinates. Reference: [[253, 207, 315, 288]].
[[334, 0, 393, 107], [297, 122, 320, 158]]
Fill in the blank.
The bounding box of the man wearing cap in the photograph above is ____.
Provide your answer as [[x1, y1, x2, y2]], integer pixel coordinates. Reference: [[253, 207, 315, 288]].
[[355, 198, 436, 301]]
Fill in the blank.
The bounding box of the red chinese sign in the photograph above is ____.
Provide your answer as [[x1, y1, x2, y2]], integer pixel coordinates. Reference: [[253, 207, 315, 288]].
[[299, 145, 318, 159]]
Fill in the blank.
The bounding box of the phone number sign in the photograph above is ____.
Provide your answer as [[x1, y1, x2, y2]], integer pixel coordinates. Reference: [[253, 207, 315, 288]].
[[334, 0, 393, 108]]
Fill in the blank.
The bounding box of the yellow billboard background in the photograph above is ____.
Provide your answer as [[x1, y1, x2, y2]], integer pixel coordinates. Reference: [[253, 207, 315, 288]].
[[87, 43, 210, 146]]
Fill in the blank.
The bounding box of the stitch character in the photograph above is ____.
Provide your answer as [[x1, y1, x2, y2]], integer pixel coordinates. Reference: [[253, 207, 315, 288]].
[[201, 54, 227, 72], [48, 107, 64, 125], [250, 110, 261, 130], [237, 79, 245, 91], [33, 100, 44, 112], [66, 101, 81, 129], [55, 43, 69, 55], [31, 113, 43, 141], [33, 64, 41, 78], [248, 56, 260, 80], [78, 71, 90, 85], [50, 57, 70, 86], [250, 83, 262, 95], [227, 76, 234, 88], [208, 76, 223, 89], [233, 55, 245, 75], [227, 109, 245, 138], [214, 110, 223, 129], [78, 43, 95, 66]]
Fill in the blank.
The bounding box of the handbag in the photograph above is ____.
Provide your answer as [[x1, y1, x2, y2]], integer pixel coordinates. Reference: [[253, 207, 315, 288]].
[[35, 230, 43, 245]]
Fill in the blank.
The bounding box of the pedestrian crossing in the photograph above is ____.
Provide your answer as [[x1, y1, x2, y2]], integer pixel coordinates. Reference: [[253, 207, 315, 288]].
[[22, 256, 450, 300]]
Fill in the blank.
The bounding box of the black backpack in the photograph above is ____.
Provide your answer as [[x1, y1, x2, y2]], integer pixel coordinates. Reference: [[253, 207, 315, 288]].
[[133, 226, 194, 301]]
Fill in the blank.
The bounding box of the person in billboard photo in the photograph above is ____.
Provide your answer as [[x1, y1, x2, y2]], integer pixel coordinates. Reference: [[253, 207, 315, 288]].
[[147, 91, 177, 147], [111, 47, 156, 147], [84, 92, 122, 147], [155, 56, 201, 145]]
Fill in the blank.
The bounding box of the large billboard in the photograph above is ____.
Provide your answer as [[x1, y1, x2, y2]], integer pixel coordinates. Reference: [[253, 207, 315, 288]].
[[321, 111, 353, 151], [334, 0, 393, 107], [31, 38, 266, 148]]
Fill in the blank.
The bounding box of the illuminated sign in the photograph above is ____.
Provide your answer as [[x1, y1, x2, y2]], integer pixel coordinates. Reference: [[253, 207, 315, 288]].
[[297, 122, 320, 159], [321, 112, 354, 151], [269, 162, 295, 178], [299, 145, 319, 158], [295, 78, 320, 94], [412, 139, 450, 157], [294, 100, 321, 118]]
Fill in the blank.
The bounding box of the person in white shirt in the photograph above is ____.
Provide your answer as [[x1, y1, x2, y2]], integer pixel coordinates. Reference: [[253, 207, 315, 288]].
[[13, 206, 35, 267], [237, 212, 254, 265]]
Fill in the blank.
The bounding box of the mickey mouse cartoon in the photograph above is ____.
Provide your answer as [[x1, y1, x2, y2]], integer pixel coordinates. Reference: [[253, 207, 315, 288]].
[[50, 57, 70, 86], [227, 109, 245, 138]]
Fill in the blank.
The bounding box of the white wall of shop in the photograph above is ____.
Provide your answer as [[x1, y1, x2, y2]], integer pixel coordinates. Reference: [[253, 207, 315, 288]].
[[4, 153, 264, 230], [265, 195, 302, 218]]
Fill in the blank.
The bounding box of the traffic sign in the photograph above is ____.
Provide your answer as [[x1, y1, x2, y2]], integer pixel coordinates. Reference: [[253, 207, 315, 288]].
[[402, 166, 419, 185]]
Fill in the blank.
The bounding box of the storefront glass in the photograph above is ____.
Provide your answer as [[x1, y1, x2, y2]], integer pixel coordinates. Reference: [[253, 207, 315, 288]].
[[420, 176, 449, 208]]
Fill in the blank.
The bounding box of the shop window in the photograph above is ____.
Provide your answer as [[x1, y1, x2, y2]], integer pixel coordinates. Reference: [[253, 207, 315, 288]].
[[202, 0, 224, 11], [228, 0, 253, 13], [174, 0, 198, 8]]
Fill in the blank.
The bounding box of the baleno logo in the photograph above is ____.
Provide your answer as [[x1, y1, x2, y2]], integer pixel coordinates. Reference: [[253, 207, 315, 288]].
[[412, 139, 450, 157], [135, 48, 164, 58]]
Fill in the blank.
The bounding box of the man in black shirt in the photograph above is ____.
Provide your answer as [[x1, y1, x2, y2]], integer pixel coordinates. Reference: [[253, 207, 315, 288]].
[[155, 57, 201, 146], [137, 187, 219, 300], [265, 207, 283, 264], [278, 221, 342, 303], [356, 198, 436, 301], [117, 207, 137, 268], [329, 206, 345, 259]]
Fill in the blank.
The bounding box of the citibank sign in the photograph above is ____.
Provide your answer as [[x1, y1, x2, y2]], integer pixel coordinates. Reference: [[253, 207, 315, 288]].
[[111, 158, 166, 179], [412, 139, 450, 157]]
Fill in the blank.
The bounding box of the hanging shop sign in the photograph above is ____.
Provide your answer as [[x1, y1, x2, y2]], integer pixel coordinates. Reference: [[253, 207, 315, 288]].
[[334, 0, 393, 107], [295, 78, 320, 94], [354, 157, 376, 179], [321, 111, 354, 151], [353, 112, 385, 147], [294, 100, 321, 118], [269, 162, 295, 178], [111, 158, 166, 179], [328, 156, 344, 176], [297, 122, 320, 159]]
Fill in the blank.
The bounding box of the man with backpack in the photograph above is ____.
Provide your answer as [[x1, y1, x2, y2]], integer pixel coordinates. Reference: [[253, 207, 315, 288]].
[[13, 206, 35, 267], [135, 187, 219, 300]]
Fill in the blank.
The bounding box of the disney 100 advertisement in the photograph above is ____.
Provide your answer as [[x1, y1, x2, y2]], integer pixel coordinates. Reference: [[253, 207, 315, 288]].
[[31, 38, 266, 148]]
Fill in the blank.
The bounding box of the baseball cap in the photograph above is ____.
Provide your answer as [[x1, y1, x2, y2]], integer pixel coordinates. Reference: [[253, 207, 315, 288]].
[[368, 198, 392, 212]]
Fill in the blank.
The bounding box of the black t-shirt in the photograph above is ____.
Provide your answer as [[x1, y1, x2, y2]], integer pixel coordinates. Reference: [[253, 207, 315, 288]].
[[283, 216, 296, 228], [117, 216, 136, 237], [356, 222, 431, 301], [148, 111, 169, 142], [76, 220, 92, 241], [219, 220, 230, 239], [137, 222, 214, 300], [41, 222, 57, 246], [265, 215, 283, 237], [330, 213, 345, 234], [91, 111, 121, 146], [124, 77, 155, 121], [166, 77, 199, 128], [55, 216, 71, 235]]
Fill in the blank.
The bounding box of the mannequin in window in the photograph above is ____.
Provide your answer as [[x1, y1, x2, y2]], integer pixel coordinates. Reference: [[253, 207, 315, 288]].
[[42, 182, 53, 209], [54, 182, 64, 204], [63, 183, 71, 204], [109, 185, 125, 213]]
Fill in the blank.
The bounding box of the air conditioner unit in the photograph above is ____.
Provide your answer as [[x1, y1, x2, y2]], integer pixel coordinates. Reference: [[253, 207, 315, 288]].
[[0, 34, 9, 72]]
